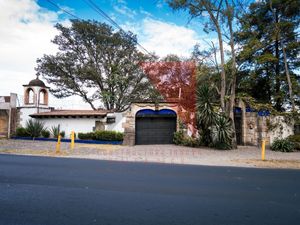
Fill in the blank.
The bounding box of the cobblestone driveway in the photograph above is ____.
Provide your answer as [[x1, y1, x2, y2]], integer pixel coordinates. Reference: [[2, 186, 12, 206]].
[[0, 139, 299, 169]]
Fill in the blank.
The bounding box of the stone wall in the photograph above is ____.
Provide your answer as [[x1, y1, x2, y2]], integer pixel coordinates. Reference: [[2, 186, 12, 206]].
[[268, 116, 294, 144], [122, 102, 178, 146], [237, 99, 295, 146]]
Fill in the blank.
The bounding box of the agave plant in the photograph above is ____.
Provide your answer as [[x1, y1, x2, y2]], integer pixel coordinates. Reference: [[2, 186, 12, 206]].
[[25, 119, 45, 138], [211, 115, 233, 150], [50, 125, 59, 138]]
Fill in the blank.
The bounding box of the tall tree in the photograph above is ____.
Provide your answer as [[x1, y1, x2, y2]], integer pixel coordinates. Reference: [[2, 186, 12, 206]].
[[36, 20, 157, 111], [236, 0, 300, 111], [168, 0, 227, 113], [168, 0, 247, 148]]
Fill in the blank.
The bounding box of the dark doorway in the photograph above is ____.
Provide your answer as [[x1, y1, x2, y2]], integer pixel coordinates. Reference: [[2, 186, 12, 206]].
[[234, 108, 243, 145]]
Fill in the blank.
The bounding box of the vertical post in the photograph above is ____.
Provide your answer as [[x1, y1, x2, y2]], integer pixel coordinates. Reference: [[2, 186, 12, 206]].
[[261, 139, 266, 161], [70, 131, 75, 150], [56, 134, 61, 154]]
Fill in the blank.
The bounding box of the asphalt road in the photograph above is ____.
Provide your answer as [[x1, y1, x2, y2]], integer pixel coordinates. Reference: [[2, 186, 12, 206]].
[[0, 154, 299, 225]]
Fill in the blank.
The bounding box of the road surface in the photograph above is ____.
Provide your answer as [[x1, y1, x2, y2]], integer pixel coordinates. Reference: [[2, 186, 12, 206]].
[[0, 154, 299, 225]]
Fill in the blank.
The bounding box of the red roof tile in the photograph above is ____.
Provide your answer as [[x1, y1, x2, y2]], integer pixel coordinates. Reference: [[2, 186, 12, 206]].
[[30, 110, 108, 117]]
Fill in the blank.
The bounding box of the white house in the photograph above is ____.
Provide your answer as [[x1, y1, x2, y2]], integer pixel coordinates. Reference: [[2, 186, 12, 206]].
[[18, 76, 125, 138]]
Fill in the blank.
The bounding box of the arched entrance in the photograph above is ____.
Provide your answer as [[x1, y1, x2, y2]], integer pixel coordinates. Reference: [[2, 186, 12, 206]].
[[135, 109, 177, 145]]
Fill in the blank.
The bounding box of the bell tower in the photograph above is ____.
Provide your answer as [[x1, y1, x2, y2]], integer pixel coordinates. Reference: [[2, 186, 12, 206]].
[[23, 75, 49, 108]]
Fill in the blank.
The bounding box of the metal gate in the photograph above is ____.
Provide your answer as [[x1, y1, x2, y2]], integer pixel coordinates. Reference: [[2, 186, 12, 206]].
[[135, 109, 177, 145]]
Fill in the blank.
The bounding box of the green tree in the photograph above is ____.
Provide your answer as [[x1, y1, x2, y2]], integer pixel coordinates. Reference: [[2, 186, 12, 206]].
[[236, 0, 300, 111], [36, 20, 158, 111], [168, 0, 247, 148]]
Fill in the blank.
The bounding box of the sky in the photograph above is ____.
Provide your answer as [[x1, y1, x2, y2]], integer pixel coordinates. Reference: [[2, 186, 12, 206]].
[[0, 0, 212, 109]]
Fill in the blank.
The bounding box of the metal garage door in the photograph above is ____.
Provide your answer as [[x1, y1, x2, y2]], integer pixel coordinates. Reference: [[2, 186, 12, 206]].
[[136, 116, 177, 145]]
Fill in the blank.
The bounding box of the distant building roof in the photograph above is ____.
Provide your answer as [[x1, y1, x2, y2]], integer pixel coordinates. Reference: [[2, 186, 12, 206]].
[[30, 110, 109, 118]]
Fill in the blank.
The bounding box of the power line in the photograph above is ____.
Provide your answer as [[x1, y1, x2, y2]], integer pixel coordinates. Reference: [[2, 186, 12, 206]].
[[45, 0, 154, 56], [45, 0, 81, 20], [82, 0, 154, 56]]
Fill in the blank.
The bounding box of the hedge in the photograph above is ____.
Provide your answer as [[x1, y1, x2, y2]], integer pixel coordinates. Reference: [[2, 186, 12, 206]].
[[78, 131, 123, 141]]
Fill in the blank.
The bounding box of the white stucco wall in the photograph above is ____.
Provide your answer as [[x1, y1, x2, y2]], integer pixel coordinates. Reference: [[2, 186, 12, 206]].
[[37, 118, 98, 138], [269, 116, 294, 144], [19, 107, 51, 128], [35, 112, 126, 138], [105, 112, 126, 133]]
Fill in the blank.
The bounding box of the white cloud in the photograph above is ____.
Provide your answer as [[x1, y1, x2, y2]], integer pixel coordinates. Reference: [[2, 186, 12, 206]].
[[113, 4, 136, 19], [0, 0, 57, 89], [123, 18, 207, 57], [0, 0, 90, 109]]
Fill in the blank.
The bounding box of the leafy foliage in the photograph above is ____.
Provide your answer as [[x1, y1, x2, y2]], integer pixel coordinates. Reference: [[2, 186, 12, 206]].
[[236, 0, 300, 111], [173, 130, 201, 147], [50, 126, 59, 138], [94, 130, 123, 141], [25, 119, 45, 138], [78, 132, 95, 140], [78, 131, 123, 141], [36, 20, 158, 111], [41, 130, 50, 138], [196, 84, 217, 145], [16, 127, 30, 137], [211, 115, 233, 150], [60, 131, 65, 138], [271, 139, 294, 152], [287, 135, 300, 150]]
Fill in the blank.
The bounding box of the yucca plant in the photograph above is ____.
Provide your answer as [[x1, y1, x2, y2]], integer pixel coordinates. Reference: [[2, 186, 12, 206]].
[[196, 84, 217, 145], [211, 115, 233, 150], [25, 119, 45, 139], [196, 84, 217, 127]]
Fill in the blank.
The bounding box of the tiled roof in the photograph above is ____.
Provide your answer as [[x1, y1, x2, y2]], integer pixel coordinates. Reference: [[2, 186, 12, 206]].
[[30, 110, 108, 118]]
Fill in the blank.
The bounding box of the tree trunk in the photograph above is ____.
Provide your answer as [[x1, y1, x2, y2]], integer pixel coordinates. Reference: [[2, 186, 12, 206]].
[[216, 25, 226, 113], [281, 41, 295, 111], [225, 0, 237, 148]]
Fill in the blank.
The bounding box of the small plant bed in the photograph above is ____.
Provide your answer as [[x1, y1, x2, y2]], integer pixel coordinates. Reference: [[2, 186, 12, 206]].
[[271, 138, 295, 152], [14, 120, 123, 145]]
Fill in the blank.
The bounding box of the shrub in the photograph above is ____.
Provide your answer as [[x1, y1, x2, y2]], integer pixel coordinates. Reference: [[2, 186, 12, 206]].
[[173, 131, 201, 147], [60, 131, 65, 138], [173, 130, 185, 145], [16, 127, 30, 137], [41, 129, 50, 138], [211, 115, 233, 150], [94, 130, 123, 141], [287, 135, 300, 150], [271, 139, 294, 152], [78, 132, 95, 140], [78, 131, 123, 141], [25, 119, 45, 138]]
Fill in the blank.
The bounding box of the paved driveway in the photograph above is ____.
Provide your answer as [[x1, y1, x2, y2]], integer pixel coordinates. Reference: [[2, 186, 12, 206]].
[[0, 139, 300, 168], [0, 154, 299, 225]]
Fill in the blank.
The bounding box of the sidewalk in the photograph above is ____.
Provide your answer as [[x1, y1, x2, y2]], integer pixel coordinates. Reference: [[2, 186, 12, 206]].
[[0, 139, 299, 169]]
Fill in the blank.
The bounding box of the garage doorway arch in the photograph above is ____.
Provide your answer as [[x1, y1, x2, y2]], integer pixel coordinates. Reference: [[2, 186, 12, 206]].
[[135, 109, 177, 145]]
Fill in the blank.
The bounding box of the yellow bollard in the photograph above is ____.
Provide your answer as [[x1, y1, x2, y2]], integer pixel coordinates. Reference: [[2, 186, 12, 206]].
[[70, 131, 75, 150], [261, 139, 266, 161], [56, 134, 61, 154]]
